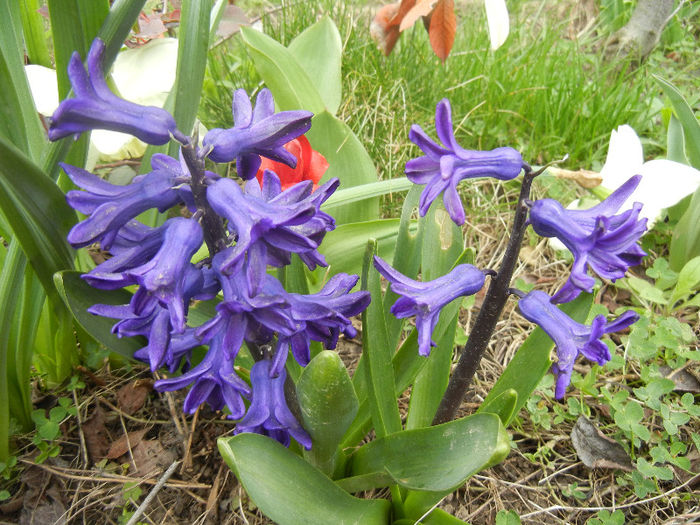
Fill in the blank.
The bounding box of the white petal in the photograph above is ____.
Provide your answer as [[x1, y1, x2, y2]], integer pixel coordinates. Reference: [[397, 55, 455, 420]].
[[91, 130, 147, 160], [600, 125, 644, 190], [24, 65, 59, 116], [484, 0, 510, 50], [111, 38, 178, 105]]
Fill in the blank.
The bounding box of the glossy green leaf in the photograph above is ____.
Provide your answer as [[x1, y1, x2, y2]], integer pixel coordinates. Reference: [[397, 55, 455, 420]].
[[670, 185, 700, 271], [320, 219, 411, 278], [667, 113, 688, 165], [218, 433, 391, 525], [0, 1, 45, 159], [167, 0, 212, 155], [322, 178, 413, 211], [308, 111, 379, 224], [20, 0, 52, 67], [340, 413, 509, 493], [477, 388, 518, 425], [33, 298, 78, 386], [0, 136, 75, 302], [288, 17, 342, 115], [297, 351, 359, 476], [655, 75, 700, 169], [240, 25, 325, 113], [480, 292, 594, 425], [361, 240, 402, 438], [54, 271, 143, 359]]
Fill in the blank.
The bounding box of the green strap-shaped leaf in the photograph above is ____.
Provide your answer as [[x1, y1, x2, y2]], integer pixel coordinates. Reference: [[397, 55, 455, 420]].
[[0, 1, 45, 159], [54, 271, 144, 359], [479, 292, 594, 425], [670, 185, 700, 271], [218, 433, 391, 525], [297, 351, 359, 477], [240, 25, 325, 114], [288, 17, 342, 115], [307, 111, 380, 224], [167, 0, 212, 155], [20, 0, 52, 67], [322, 178, 413, 211], [339, 413, 509, 493], [361, 240, 402, 438], [0, 136, 75, 302], [654, 75, 700, 170]]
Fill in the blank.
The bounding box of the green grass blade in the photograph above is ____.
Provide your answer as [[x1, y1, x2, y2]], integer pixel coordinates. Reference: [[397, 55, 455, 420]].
[[20, 0, 51, 67]]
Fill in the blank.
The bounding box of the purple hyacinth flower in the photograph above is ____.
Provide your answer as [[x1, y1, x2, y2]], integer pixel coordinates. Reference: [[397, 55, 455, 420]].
[[207, 175, 338, 293], [264, 273, 370, 374], [125, 218, 203, 333], [202, 88, 313, 179], [405, 98, 524, 225], [63, 163, 187, 248], [48, 38, 187, 145], [155, 332, 251, 418], [234, 359, 312, 449], [517, 290, 639, 398], [374, 256, 486, 356], [529, 175, 648, 303]]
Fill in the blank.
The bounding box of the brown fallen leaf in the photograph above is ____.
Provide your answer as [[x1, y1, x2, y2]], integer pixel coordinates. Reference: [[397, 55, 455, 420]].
[[117, 380, 151, 415], [547, 166, 602, 189], [215, 5, 250, 40], [20, 461, 67, 525], [659, 365, 700, 393], [428, 0, 456, 63], [82, 405, 109, 462], [106, 429, 148, 460], [571, 416, 633, 471], [131, 440, 178, 478]]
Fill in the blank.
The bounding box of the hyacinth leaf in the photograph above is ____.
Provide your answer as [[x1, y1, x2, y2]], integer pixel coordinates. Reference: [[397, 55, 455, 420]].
[[240, 25, 325, 114], [666, 113, 689, 166], [670, 255, 700, 307], [654, 75, 700, 170], [322, 178, 413, 211], [394, 510, 468, 525], [338, 413, 509, 493], [218, 433, 391, 525], [296, 351, 359, 477], [19, 0, 51, 67], [167, 0, 212, 155], [54, 271, 143, 359], [288, 17, 342, 115], [361, 239, 402, 438], [480, 292, 594, 425], [477, 388, 518, 425], [319, 219, 409, 282], [0, 136, 75, 303], [386, 186, 423, 348], [405, 205, 465, 430], [307, 110, 380, 224], [0, 1, 45, 159], [670, 186, 700, 271]]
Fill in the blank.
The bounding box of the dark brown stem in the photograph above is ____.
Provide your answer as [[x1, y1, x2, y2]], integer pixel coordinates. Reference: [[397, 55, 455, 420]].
[[432, 170, 536, 425], [180, 143, 228, 255]]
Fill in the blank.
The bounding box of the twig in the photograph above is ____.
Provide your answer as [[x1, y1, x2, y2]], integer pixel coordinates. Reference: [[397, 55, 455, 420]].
[[520, 474, 700, 520], [97, 397, 171, 425], [72, 388, 90, 468], [125, 460, 180, 525], [181, 407, 200, 473]]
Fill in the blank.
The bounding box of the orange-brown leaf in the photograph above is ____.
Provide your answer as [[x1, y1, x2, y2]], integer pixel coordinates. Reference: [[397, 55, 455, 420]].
[[429, 0, 456, 63], [370, 3, 402, 55], [392, 0, 417, 25], [399, 0, 437, 32]]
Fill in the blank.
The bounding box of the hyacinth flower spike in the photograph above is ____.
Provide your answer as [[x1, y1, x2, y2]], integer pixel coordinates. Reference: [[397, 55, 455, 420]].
[[374, 256, 486, 356], [234, 359, 312, 449], [405, 98, 525, 225], [48, 38, 187, 145], [528, 175, 648, 303], [202, 88, 313, 179], [517, 290, 638, 398]]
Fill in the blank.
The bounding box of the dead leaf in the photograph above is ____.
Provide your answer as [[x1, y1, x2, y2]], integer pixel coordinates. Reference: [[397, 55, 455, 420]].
[[571, 416, 633, 471], [215, 5, 250, 40], [131, 440, 178, 478], [428, 0, 455, 63], [370, 3, 402, 55], [659, 365, 700, 393], [548, 166, 602, 189], [136, 13, 167, 40], [399, 0, 437, 32], [82, 405, 109, 462], [106, 429, 148, 460], [117, 380, 151, 415], [20, 462, 67, 525]]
